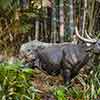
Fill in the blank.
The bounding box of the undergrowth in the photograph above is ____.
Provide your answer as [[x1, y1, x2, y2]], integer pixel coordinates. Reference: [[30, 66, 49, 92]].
[[0, 61, 100, 100], [51, 64, 100, 100], [0, 62, 39, 100]]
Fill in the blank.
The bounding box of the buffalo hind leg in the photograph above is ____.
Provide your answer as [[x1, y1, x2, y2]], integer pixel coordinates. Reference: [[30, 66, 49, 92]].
[[63, 69, 71, 84]]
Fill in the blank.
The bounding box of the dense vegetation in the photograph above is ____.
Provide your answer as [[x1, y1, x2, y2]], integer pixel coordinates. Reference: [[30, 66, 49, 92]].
[[0, 62, 100, 100], [0, 0, 100, 100]]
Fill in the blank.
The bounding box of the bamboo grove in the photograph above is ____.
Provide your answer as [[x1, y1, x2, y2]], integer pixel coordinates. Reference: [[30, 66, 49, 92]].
[[0, 0, 100, 53]]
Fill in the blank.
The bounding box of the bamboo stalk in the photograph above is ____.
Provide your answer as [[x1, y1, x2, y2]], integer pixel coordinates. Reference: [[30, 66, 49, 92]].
[[35, 20, 39, 40], [82, 0, 87, 34], [59, 0, 64, 42]]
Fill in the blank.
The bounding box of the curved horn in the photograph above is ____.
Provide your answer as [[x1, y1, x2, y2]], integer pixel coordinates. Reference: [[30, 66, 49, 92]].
[[85, 30, 93, 40], [75, 26, 97, 43]]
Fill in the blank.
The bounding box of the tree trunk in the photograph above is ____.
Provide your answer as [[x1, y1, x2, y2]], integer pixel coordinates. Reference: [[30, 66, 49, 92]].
[[82, 0, 87, 34], [68, 0, 74, 35], [59, 0, 64, 42], [35, 19, 39, 40], [47, 0, 52, 42], [51, 0, 57, 43], [88, 0, 96, 33]]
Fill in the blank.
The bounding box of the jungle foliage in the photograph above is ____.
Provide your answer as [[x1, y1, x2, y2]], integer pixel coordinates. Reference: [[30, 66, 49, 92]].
[[0, 0, 100, 100]]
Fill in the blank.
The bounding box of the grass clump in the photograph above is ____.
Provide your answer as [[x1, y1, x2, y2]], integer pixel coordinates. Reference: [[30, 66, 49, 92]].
[[0, 62, 38, 100]]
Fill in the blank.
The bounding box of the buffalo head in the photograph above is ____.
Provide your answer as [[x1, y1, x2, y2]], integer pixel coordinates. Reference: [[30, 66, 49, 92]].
[[75, 27, 100, 53]]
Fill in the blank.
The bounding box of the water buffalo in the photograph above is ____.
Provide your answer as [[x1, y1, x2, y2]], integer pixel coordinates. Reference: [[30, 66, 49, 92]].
[[20, 27, 100, 83]]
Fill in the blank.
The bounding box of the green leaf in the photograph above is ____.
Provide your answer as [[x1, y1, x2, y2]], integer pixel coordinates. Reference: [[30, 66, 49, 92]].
[[21, 68, 33, 74]]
